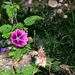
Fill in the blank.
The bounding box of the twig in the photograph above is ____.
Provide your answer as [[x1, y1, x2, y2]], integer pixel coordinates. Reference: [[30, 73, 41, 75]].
[[46, 61, 70, 73]]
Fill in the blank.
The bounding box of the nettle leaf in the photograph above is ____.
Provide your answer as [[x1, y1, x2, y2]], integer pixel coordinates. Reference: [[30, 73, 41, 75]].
[[12, 23, 24, 31], [22, 66, 38, 75], [24, 16, 44, 26], [46, 57, 55, 62], [0, 24, 12, 33], [53, 61, 61, 65]]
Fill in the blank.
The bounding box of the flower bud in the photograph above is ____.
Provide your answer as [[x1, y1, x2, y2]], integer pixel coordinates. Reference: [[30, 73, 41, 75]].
[[63, 15, 67, 19], [64, 3, 68, 7], [28, 37, 33, 43], [59, 0, 63, 2], [57, 9, 62, 14]]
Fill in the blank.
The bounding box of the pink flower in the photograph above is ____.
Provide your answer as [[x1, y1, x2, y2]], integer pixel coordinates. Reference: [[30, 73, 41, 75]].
[[11, 29, 28, 47], [58, 3, 61, 6]]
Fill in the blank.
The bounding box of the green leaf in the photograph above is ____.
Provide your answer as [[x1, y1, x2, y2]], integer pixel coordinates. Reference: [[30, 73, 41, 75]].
[[0, 24, 12, 33], [53, 61, 61, 65], [46, 57, 55, 62], [4, 1, 11, 5], [22, 66, 38, 75], [16, 67, 21, 74], [9, 52, 15, 56], [12, 23, 24, 31], [2, 32, 11, 38], [14, 49, 22, 58], [13, 3, 20, 9], [25, 44, 31, 49], [2, 71, 10, 75], [24, 16, 44, 26], [11, 69, 15, 75]]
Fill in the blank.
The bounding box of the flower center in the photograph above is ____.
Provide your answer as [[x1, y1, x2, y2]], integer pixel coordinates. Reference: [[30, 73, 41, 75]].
[[16, 37, 20, 42]]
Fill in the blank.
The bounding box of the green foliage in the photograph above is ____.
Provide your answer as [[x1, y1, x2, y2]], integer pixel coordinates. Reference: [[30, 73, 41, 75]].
[[2, 1, 20, 23], [24, 16, 44, 26], [12, 23, 24, 31], [46, 57, 55, 62], [0, 24, 12, 33]]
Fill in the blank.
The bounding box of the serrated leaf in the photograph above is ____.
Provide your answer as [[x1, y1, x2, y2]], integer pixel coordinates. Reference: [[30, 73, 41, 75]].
[[24, 16, 44, 26], [0, 24, 12, 33], [46, 57, 55, 62]]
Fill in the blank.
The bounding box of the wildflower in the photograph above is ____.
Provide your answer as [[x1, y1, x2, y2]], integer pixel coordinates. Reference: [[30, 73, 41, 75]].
[[48, 0, 57, 8], [59, 0, 63, 2], [57, 9, 62, 14], [63, 15, 67, 18], [1, 48, 10, 53], [64, 3, 68, 7], [28, 37, 33, 43], [58, 3, 61, 6], [11, 29, 28, 47]]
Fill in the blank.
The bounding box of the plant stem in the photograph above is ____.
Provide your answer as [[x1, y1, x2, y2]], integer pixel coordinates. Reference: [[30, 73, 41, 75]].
[[10, 0, 18, 24], [14, 14, 18, 24], [10, 0, 12, 5], [46, 61, 69, 73]]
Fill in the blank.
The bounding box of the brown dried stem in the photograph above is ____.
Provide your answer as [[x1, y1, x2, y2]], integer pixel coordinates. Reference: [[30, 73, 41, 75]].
[[46, 61, 70, 73]]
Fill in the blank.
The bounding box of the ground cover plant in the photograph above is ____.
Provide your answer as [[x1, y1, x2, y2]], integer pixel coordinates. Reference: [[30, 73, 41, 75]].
[[0, 0, 75, 75]]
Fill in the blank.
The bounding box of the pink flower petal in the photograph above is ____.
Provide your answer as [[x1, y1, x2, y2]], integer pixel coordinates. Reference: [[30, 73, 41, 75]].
[[11, 31, 16, 40], [20, 33, 28, 40], [16, 29, 22, 37]]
